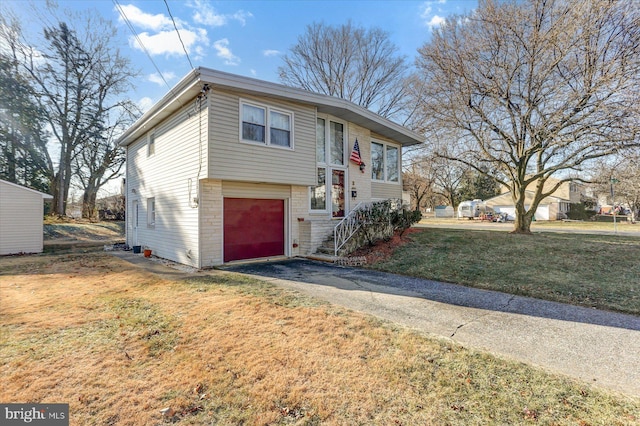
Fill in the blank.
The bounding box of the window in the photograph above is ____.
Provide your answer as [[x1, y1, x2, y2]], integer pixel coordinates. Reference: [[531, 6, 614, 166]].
[[240, 101, 293, 148], [386, 145, 399, 182], [316, 118, 326, 163], [371, 142, 384, 180], [329, 121, 344, 165], [241, 104, 265, 142], [147, 133, 155, 156], [371, 141, 400, 183], [147, 198, 155, 228], [311, 116, 347, 215], [310, 168, 326, 211], [270, 111, 291, 147]]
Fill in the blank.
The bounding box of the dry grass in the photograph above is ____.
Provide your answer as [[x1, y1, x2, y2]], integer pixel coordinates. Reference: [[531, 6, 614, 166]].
[[1, 253, 638, 425], [43, 220, 125, 242]]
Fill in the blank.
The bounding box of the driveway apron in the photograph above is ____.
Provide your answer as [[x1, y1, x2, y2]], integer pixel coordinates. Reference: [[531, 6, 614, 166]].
[[221, 258, 640, 397]]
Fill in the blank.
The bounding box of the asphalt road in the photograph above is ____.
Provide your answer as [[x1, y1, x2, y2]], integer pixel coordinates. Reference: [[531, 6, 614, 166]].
[[222, 258, 640, 397], [415, 220, 640, 236]]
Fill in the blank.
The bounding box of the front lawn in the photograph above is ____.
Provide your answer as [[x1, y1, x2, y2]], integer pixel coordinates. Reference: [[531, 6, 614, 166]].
[[372, 228, 640, 315], [1, 253, 637, 424]]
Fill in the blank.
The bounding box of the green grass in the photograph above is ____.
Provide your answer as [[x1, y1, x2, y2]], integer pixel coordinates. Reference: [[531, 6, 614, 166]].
[[373, 229, 640, 315]]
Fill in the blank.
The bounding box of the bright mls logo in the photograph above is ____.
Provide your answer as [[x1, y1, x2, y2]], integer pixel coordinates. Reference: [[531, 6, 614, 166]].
[[1, 404, 68, 425]]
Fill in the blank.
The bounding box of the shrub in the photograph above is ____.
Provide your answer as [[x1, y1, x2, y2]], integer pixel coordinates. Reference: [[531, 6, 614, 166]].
[[567, 203, 597, 220], [391, 207, 423, 237]]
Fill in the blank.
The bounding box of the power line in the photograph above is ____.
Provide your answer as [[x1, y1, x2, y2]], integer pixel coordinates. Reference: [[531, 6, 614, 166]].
[[163, 0, 194, 70], [112, 0, 174, 94]]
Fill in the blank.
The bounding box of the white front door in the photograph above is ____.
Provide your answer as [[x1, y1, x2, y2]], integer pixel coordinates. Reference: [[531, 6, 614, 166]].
[[132, 200, 139, 245]]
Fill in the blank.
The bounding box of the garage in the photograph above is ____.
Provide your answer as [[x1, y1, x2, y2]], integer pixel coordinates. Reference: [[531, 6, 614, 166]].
[[492, 204, 549, 221], [223, 198, 285, 262]]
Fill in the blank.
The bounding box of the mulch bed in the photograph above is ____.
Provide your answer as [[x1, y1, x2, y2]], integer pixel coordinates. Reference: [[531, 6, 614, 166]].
[[349, 227, 422, 264]]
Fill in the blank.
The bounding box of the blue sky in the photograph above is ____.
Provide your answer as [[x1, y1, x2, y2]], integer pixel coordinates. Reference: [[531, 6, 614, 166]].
[[4, 0, 476, 111]]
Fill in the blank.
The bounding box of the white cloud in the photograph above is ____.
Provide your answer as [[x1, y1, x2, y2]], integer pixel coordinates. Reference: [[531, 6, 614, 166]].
[[420, 0, 448, 27], [230, 10, 253, 26], [250, 69, 257, 76], [130, 29, 202, 57], [213, 38, 240, 65], [116, 4, 175, 32], [117, 3, 209, 59], [148, 72, 176, 86], [190, 0, 253, 27], [262, 49, 281, 57], [138, 97, 155, 112], [427, 15, 446, 28]]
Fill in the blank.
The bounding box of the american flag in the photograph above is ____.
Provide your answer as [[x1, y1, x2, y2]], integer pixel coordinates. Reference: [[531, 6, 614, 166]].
[[349, 139, 362, 165]]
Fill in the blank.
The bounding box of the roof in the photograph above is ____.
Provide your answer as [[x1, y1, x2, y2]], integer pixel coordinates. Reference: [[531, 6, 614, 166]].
[[484, 190, 568, 206], [117, 67, 424, 147], [0, 179, 53, 199]]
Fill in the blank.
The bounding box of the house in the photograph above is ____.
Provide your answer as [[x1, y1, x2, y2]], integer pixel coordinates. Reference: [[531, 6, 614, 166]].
[[484, 178, 585, 220], [117, 68, 423, 267], [0, 179, 52, 255]]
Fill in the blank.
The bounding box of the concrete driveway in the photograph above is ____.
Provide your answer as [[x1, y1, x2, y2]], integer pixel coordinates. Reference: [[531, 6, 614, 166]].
[[222, 258, 640, 397]]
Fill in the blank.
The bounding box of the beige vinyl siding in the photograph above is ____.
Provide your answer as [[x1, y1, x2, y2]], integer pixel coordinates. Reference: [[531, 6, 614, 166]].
[[208, 89, 316, 186], [126, 99, 208, 267], [371, 181, 403, 200], [0, 181, 46, 255]]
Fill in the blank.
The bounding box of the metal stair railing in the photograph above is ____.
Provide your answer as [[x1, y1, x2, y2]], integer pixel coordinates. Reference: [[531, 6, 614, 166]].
[[334, 202, 370, 256]]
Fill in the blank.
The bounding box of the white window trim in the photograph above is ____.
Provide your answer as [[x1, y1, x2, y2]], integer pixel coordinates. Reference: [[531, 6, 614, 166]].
[[239, 99, 294, 150], [371, 139, 401, 184], [147, 132, 156, 157], [310, 115, 348, 213]]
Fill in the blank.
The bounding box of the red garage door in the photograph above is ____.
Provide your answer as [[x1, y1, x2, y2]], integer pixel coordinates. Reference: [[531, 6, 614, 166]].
[[223, 198, 285, 262]]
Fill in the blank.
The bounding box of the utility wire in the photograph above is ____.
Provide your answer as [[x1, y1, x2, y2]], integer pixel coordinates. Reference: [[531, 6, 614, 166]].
[[163, 0, 194, 69], [112, 0, 176, 98]]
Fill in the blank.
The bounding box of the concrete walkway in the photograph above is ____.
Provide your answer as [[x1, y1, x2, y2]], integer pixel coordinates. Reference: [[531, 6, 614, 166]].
[[111, 252, 640, 397]]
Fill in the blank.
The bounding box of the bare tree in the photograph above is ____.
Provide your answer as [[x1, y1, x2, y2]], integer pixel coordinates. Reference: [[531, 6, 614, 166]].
[[593, 150, 640, 223], [403, 163, 443, 212], [415, 0, 640, 233], [615, 151, 640, 224], [2, 5, 138, 216], [279, 21, 410, 122], [74, 105, 136, 219], [431, 155, 466, 212]]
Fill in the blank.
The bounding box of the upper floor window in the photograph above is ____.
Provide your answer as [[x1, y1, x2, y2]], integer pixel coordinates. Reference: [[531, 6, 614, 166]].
[[147, 133, 155, 156], [371, 141, 399, 183], [240, 100, 293, 148], [316, 117, 345, 165]]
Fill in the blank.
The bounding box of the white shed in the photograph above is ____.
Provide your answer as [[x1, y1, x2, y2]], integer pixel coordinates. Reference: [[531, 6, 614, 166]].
[[0, 180, 53, 255]]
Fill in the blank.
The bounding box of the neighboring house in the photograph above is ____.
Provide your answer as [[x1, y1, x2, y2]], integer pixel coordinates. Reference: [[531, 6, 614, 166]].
[[117, 68, 423, 267], [0, 179, 52, 255], [484, 178, 585, 221], [434, 205, 455, 218]]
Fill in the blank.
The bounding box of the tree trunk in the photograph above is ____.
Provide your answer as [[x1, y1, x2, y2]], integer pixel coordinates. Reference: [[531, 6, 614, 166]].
[[82, 187, 98, 220], [512, 213, 533, 234], [512, 194, 534, 234]]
